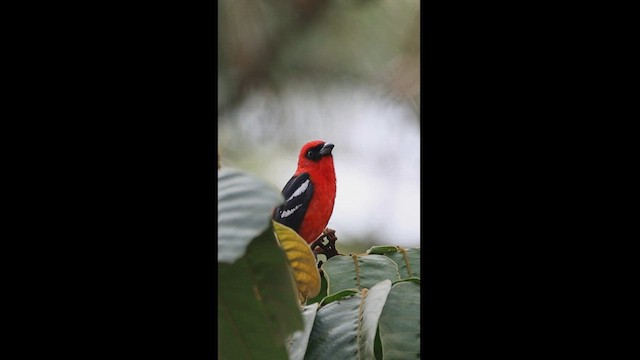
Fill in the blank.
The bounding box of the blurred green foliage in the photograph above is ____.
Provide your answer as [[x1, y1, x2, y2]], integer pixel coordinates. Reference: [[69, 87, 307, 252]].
[[218, 0, 419, 117]]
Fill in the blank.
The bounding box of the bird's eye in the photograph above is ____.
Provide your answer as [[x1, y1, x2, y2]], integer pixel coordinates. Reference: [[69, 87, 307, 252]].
[[307, 151, 313, 157]]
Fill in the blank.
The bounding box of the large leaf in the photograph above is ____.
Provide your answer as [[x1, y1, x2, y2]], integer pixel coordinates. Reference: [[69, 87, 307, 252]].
[[286, 303, 318, 360], [273, 221, 321, 303], [218, 225, 303, 360], [304, 280, 392, 360], [385, 248, 420, 279], [366, 245, 399, 254], [319, 289, 359, 306], [368, 246, 421, 279], [322, 254, 401, 295], [218, 168, 284, 263], [378, 281, 421, 360]]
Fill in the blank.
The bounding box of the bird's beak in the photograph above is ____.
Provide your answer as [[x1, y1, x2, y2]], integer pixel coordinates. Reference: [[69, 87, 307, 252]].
[[319, 143, 334, 156]]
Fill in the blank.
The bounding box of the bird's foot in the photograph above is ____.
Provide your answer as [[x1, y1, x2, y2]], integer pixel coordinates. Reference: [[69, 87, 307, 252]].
[[311, 228, 339, 268]]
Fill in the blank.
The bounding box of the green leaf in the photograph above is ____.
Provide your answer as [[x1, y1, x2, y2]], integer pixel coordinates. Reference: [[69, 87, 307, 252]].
[[319, 289, 359, 306], [358, 280, 393, 359], [218, 225, 303, 360], [304, 280, 392, 360], [365, 246, 421, 279], [367, 245, 400, 255], [384, 247, 420, 279], [378, 281, 421, 360], [218, 168, 284, 263], [393, 277, 420, 285], [287, 303, 318, 360], [322, 254, 401, 295]]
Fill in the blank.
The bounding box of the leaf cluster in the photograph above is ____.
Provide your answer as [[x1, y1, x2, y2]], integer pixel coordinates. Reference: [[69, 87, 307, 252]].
[[218, 168, 420, 359], [291, 247, 421, 360]]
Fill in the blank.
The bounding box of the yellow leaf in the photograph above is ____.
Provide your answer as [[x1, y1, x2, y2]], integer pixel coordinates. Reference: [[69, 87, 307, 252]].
[[273, 221, 321, 303]]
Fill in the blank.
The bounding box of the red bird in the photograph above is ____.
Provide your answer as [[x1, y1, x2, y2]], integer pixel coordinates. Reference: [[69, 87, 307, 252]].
[[273, 140, 337, 244]]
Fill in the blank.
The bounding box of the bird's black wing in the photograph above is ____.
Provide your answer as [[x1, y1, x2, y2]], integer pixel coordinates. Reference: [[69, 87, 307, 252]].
[[273, 172, 313, 233]]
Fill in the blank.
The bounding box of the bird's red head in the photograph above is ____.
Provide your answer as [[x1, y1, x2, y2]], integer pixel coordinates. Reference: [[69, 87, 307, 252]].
[[296, 140, 335, 175]]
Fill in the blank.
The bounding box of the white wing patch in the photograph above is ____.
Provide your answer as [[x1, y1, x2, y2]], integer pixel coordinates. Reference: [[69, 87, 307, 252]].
[[280, 204, 302, 218], [286, 179, 310, 202]]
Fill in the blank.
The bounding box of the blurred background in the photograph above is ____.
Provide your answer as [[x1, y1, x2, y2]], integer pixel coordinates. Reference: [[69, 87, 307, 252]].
[[218, 0, 420, 254]]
